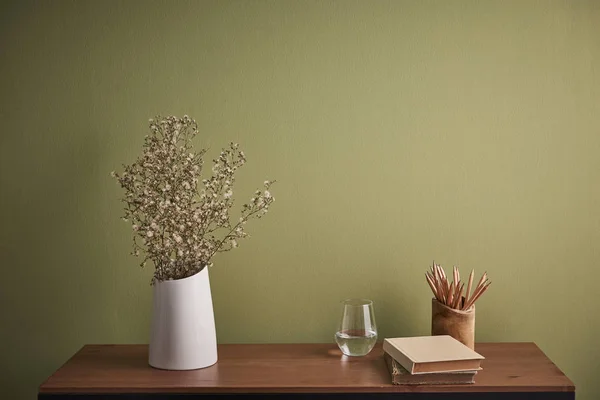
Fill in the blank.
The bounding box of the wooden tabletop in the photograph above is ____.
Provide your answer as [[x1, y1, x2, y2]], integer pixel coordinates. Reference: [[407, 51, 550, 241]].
[[39, 343, 574, 394]]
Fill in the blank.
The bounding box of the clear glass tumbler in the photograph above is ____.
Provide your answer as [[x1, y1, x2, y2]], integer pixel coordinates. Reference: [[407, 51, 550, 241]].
[[335, 298, 378, 356]]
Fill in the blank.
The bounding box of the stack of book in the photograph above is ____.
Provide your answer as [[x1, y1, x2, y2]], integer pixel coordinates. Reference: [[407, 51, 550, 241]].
[[382, 335, 484, 385]]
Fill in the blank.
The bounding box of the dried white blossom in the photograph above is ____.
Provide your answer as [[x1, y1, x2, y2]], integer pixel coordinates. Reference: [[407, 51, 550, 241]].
[[113, 115, 275, 283]]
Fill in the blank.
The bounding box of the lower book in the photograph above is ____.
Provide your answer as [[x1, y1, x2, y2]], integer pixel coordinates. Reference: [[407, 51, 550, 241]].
[[384, 353, 477, 385]]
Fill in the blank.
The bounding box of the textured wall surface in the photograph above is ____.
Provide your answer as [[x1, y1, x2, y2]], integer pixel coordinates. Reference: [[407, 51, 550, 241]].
[[1, 1, 599, 399]]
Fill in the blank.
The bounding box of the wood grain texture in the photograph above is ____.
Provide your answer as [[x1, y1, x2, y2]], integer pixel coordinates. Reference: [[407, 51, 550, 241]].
[[38, 343, 574, 395], [431, 299, 475, 349]]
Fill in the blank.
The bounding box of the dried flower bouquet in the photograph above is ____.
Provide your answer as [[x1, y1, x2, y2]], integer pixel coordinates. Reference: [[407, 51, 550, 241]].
[[113, 115, 274, 283]]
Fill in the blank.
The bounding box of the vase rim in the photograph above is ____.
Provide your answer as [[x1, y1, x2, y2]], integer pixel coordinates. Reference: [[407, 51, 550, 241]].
[[154, 265, 209, 285], [342, 298, 373, 307], [432, 297, 475, 313]]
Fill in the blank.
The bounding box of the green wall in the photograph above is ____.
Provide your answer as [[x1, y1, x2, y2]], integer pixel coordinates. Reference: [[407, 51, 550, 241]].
[[1, 0, 599, 398]]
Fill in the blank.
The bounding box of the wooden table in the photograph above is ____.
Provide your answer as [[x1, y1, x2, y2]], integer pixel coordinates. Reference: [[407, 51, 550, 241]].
[[39, 343, 575, 399]]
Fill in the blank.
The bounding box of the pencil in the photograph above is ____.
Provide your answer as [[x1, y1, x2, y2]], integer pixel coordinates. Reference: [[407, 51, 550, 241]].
[[453, 283, 464, 309], [464, 269, 474, 310], [474, 272, 487, 296], [438, 264, 447, 280], [442, 276, 449, 304], [433, 264, 441, 286], [464, 281, 491, 310], [425, 273, 440, 301], [447, 281, 455, 307], [453, 266, 459, 287], [465, 279, 489, 309]]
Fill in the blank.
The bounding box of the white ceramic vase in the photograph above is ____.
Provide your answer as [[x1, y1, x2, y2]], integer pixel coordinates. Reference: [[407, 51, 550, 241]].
[[148, 267, 218, 370]]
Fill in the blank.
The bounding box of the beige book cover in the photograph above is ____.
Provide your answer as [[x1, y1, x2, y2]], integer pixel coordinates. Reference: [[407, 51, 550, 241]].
[[383, 335, 484, 374]]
